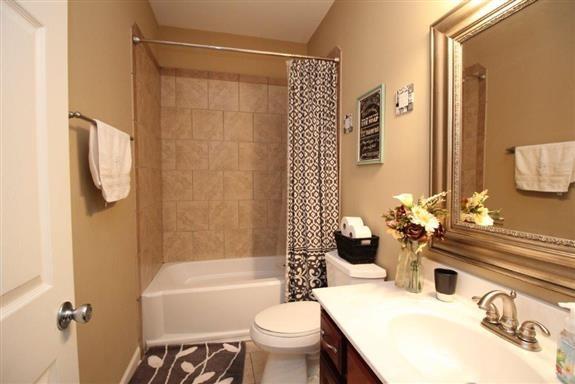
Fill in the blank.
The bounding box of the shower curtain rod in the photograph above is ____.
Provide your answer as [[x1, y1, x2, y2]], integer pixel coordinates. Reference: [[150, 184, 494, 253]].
[[132, 36, 340, 63]]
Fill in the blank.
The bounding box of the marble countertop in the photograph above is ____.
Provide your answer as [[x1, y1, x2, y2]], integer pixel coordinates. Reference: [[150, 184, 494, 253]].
[[313, 281, 558, 383]]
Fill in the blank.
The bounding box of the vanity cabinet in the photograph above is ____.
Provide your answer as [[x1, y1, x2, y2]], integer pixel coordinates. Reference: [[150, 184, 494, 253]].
[[320, 309, 382, 384]]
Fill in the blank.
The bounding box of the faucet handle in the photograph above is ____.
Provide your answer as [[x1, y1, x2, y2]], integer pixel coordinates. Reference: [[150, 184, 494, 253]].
[[473, 296, 500, 324], [517, 320, 551, 344]]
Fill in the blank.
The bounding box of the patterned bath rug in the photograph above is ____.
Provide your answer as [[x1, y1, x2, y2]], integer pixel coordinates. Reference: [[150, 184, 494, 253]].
[[129, 342, 245, 384]]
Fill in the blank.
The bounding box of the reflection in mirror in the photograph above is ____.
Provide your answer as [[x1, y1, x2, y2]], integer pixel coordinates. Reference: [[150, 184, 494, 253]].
[[459, 0, 575, 240]]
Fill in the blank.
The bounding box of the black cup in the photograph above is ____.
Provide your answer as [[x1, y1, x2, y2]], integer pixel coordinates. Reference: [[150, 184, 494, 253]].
[[434, 268, 458, 302]]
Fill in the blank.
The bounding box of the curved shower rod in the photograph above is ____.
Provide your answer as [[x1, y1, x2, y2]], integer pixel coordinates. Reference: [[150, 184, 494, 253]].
[[132, 36, 340, 63]]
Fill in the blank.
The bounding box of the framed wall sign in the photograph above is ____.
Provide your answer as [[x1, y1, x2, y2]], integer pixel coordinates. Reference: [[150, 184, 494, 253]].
[[357, 84, 384, 165]]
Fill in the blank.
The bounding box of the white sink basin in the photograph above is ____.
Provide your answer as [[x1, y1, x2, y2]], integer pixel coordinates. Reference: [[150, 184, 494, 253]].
[[314, 283, 558, 383]]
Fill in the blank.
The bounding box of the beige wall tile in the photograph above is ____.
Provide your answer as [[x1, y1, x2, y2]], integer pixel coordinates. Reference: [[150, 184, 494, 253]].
[[239, 142, 268, 171], [177, 201, 209, 231], [163, 169, 194, 201], [240, 75, 268, 84], [253, 113, 282, 143], [224, 171, 253, 200], [163, 202, 177, 232], [161, 72, 175, 107], [253, 228, 278, 256], [193, 170, 223, 201], [160, 69, 287, 264], [209, 79, 239, 111], [240, 82, 268, 113], [268, 77, 288, 86], [192, 231, 224, 259], [176, 68, 209, 79], [267, 199, 285, 228], [267, 143, 286, 171], [161, 107, 192, 139], [209, 141, 238, 170], [162, 140, 176, 170], [209, 200, 239, 230], [253, 171, 281, 199], [238, 200, 267, 229], [224, 229, 253, 258], [224, 111, 253, 142], [176, 76, 208, 109], [176, 140, 209, 170], [192, 109, 223, 140], [164, 231, 194, 262], [210, 71, 239, 81], [268, 85, 287, 114]]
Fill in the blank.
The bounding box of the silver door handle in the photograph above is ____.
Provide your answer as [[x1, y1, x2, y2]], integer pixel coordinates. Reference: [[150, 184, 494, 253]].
[[57, 301, 93, 330]]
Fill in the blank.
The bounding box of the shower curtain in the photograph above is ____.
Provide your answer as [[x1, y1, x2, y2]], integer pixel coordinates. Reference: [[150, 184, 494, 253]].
[[286, 59, 339, 302]]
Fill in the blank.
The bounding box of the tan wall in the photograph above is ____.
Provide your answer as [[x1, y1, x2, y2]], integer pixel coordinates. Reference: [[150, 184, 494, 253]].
[[68, 1, 157, 382], [134, 32, 163, 291], [308, 0, 456, 278], [463, 0, 575, 239], [156, 26, 307, 79], [160, 69, 287, 261]]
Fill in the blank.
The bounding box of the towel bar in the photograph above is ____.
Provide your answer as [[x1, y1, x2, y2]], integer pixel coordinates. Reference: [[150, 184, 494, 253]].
[[69, 111, 134, 141]]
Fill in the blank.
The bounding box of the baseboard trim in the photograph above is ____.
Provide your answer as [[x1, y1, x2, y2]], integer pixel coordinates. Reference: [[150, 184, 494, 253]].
[[119, 346, 141, 384]]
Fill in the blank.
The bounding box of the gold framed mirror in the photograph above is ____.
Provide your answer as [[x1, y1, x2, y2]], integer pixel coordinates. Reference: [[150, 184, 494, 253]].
[[429, 0, 575, 302]]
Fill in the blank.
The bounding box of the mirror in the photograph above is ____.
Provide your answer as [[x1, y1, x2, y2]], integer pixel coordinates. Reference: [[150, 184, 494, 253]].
[[430, 0, 575, 302], [458, 0, 575, 241]]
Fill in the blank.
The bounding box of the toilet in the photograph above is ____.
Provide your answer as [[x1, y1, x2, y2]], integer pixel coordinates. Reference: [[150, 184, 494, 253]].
[[250, 250, 387, 383]]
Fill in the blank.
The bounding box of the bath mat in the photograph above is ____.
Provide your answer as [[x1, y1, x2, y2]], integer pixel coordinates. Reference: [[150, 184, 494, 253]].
[[129, 342, 245, 384]]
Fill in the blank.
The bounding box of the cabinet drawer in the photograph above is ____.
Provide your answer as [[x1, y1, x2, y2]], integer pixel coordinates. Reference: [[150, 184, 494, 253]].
[[320, 310, 345, 374]]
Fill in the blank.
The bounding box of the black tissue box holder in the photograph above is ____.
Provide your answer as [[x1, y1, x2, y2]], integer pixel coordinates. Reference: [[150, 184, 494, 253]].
[[334, 230, 379, 264]]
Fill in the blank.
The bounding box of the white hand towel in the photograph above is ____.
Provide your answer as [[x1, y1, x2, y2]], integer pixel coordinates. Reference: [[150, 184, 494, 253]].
[[88, 120, 132, 202], [515, 141, 575, 193]]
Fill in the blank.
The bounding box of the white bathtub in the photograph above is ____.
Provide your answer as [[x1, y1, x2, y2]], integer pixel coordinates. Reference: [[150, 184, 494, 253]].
[[142, 256, 285, 346]]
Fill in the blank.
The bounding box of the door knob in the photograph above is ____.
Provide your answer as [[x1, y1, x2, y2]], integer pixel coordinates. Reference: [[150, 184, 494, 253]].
[[57, 301, 93, 330]]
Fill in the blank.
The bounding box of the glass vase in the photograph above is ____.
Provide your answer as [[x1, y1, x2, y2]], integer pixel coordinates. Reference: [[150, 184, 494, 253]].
[[406, 250, 423, 293], [394, 241, 417, 289]]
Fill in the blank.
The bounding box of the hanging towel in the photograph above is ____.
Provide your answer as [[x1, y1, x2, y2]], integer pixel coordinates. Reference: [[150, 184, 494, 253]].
[[515, 141, 575, 193], [88, 120, 132, 202]]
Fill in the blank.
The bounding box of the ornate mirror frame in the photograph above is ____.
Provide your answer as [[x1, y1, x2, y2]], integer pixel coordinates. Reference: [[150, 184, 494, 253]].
[[429, 0, 575, 302]]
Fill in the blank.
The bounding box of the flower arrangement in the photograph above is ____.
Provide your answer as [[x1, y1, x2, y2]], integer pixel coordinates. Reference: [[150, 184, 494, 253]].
[[383, 191, 448, 253], [460, 190, 502, 226]]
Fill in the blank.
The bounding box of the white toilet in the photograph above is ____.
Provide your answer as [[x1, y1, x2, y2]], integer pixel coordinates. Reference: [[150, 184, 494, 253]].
[[250, 250, 387, 383]]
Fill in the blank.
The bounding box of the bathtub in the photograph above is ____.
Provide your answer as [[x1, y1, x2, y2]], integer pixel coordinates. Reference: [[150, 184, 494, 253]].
[[142, 256, 285, 346]]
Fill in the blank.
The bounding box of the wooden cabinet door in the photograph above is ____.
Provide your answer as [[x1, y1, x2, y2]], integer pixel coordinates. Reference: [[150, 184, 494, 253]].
[[347, 344, 382, 384], [320, 352, 341, 384]]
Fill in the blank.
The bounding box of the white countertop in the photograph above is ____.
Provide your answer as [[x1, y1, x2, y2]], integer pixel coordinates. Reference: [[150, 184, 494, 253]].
[[313, 281, 559, 383]]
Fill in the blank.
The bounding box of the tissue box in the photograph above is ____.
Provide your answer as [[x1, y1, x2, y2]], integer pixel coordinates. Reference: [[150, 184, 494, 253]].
[[334, 230, 379, 264]]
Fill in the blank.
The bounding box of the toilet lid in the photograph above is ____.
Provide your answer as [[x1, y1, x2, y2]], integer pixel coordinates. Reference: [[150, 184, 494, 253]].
[[254, 301, 320, 335]]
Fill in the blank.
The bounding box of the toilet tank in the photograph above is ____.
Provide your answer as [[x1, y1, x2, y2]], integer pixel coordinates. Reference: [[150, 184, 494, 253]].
[[325, 250, 387, 287]]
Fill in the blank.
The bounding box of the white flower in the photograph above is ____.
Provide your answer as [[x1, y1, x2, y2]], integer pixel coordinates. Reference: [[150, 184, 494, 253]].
[[410, 206, 440, 232], [474, 207, 494, 226], [393, 193, 414, 207]]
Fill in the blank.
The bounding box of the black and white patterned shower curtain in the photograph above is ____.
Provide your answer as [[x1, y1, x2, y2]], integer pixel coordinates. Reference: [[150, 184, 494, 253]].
[[286, 59, 339, 302]]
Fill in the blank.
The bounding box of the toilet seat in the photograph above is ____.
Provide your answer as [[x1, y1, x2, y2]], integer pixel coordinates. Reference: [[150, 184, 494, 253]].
[[254, 301, 320, 337], [250, 301, 321, 355]]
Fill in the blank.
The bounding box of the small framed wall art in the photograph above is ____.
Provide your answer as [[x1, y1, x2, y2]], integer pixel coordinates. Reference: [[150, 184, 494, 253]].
[[357, 84, 385, 165]]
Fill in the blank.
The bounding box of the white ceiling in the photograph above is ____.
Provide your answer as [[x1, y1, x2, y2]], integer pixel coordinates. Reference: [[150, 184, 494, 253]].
[[149, 0, 335, 43]]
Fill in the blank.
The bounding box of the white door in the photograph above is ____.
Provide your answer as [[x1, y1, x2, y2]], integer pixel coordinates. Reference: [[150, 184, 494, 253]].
[[1, 0, 81, 382]]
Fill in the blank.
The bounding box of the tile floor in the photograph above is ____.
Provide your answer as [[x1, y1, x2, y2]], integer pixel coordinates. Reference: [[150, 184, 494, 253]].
[[241, 340, 320, 384], [243, 341, 268, 384]]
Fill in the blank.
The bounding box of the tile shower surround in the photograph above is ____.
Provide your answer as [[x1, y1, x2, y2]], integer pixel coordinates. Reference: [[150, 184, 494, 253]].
[[160, 69, 288, 262]]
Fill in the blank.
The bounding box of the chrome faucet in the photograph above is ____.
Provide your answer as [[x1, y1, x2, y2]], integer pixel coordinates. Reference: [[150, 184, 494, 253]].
[[474, 290, 550, 352]]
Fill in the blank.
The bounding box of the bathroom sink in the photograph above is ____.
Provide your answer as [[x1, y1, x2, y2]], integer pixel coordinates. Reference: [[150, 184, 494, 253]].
[[314, 284, 558, 383], [387, 309, 547, 383]]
